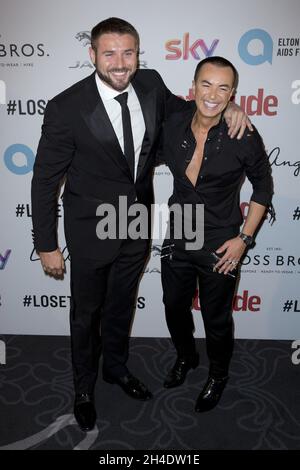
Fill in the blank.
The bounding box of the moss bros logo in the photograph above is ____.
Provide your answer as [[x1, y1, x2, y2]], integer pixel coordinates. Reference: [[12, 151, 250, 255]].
[[0, 43, 47, 58], [238, 29, 300, 65], [242, 251, 300, 274], [165, 33, 219, 60], [0, 36, 49, 68]]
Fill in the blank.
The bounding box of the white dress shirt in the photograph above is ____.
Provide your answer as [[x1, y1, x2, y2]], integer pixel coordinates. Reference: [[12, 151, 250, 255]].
[[95, 74, 146, 181]]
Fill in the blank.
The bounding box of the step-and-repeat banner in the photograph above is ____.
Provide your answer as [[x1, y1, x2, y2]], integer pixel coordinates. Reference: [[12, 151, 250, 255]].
[[1, 0, 299, 339]]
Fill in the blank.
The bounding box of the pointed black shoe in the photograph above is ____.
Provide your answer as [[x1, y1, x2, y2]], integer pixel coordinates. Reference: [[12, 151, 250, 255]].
[[74, 393, 97, 431], [103, 372, 153, 401], [195, 376, 228, 412], [163, 353, 199, 389]]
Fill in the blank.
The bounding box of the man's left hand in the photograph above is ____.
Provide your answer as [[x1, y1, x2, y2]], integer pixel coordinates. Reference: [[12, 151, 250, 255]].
[[224, 101, 253, 139], [214, 237, 246, 275]]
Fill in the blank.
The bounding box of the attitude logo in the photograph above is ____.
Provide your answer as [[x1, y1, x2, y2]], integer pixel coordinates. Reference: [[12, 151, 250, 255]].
[[180, 86, 278, 116], [193, 289, 261, 312], [233, 88, 278, 116]]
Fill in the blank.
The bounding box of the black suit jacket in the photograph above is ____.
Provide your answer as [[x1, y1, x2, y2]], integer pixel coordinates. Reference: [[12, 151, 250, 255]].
[[31, 69, 187, 260]]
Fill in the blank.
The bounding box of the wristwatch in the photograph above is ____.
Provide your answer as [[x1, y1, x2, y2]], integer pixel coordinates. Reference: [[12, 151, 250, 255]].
[[239, 232, 254, 247]]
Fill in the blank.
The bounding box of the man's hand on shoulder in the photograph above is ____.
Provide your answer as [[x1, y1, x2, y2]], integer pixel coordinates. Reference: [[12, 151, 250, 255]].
[[224, 101, 253, 140], [39, 248, 65, 278]]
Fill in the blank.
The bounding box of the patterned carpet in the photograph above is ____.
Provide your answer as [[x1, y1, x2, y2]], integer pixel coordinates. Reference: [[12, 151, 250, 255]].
[[0, 335, 299, 450]]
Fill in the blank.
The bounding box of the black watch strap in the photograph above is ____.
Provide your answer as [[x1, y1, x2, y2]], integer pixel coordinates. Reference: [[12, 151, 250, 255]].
[[239, 232, 254, 246]]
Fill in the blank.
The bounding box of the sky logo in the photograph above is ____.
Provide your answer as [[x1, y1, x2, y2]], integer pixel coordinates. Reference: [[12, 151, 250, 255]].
[[165, 33, 219, 60], [4, 144, 35, 175], [0, 250, 11, 270], [238, 28, 273, 65]]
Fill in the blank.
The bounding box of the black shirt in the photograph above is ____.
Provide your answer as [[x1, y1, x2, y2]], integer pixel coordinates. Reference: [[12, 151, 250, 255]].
[[159, 103, 274, 243]]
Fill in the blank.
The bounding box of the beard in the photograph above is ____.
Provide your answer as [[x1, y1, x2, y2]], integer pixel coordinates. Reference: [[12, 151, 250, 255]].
[[96, 67, 136, 92]]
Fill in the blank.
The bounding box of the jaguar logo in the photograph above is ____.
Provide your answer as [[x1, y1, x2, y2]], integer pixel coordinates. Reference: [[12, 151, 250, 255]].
[[72, 31, 148, 69], [75, 31, 91, 47]]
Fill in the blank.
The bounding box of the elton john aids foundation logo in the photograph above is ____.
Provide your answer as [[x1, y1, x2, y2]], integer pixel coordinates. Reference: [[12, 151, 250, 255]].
[[239, 29, 300, 65], [4, 144, 35, 175], [238, 29, 273, 65]]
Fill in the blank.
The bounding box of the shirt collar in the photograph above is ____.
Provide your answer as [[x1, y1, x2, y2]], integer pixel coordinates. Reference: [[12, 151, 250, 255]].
[[95, 73, 133, 101], [184, 104, 227, 141]]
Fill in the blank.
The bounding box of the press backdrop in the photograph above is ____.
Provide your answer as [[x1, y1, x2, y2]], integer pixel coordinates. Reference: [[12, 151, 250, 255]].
[[1, 0, 299, 339]]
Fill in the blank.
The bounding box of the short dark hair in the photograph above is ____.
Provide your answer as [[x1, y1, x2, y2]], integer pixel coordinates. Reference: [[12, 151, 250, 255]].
[[194, 56, 238, 89], [91, 17, 140, 50]]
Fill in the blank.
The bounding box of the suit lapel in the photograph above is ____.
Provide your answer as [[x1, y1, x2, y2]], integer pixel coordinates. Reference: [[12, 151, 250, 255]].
[[132, 79, 157, 179], [81, 72, 158, 180], [81, 73, 132, 179]]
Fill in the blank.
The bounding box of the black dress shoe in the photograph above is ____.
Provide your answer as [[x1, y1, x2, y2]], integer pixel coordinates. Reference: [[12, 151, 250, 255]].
[[103, 372, 153, 401], [195, 376, 228, 412], [163, 353, 199, 389], [74, 393, 97, 431]]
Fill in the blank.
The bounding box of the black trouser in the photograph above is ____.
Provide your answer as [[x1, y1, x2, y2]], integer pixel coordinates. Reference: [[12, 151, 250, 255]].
[[161, 242, 237, 379], [70, 238, 149, 395]]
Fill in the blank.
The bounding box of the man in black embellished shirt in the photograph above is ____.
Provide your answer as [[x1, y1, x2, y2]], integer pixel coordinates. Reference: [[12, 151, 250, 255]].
[[160, 56, 274, 412]]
